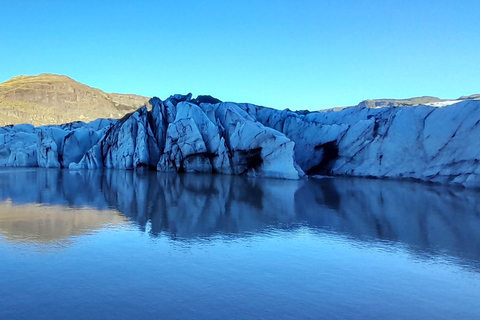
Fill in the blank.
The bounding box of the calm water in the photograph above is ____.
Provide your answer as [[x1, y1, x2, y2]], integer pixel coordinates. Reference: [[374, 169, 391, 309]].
[[1, 169, 480, 320]]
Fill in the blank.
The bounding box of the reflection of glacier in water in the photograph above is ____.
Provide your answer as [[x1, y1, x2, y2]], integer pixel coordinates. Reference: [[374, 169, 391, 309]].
[[1, 168, 480, 264]]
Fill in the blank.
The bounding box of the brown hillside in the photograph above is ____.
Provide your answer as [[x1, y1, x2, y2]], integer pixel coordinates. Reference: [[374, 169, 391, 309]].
[[0, 73, 149, 126]]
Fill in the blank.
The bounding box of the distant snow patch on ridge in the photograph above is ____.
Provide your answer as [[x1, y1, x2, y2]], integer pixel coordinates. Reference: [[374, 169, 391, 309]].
[[424, 100, 462, 107]]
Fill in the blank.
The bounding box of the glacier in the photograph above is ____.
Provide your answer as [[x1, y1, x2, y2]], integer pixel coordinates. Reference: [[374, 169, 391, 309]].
[[0, 93, 479, 187]]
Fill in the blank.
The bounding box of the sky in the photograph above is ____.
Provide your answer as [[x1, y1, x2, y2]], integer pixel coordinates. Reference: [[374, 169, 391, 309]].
[[1, 0, 479, 111]]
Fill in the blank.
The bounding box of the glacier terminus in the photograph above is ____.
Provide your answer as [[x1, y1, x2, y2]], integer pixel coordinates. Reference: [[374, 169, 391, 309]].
[[1, 94, 479, 188]]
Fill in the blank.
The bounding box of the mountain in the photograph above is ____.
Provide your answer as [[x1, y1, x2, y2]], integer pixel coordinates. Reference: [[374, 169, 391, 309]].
[[0, 73, 149, 126], [357, 96, 443, 108]]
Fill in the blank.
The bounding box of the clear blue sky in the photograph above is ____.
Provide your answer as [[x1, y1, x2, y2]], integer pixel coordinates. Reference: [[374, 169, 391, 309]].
[[1, 0, 479, 110]]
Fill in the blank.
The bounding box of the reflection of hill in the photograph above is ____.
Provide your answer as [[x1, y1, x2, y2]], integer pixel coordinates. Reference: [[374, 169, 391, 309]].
[[0, 200, 126, 244], [0, 169, 480, 266]]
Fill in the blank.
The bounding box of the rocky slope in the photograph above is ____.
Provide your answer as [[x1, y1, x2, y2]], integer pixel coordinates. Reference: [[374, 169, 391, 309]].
[[1, 92, 480, 186], [0, 74, 148, 126]]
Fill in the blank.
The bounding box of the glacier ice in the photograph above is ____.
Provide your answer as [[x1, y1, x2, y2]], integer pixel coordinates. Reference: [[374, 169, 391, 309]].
[[0, 94, 479, 187]]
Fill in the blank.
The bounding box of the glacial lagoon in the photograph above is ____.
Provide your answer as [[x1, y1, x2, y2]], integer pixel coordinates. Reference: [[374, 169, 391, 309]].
[[1, 169, 480, 320]]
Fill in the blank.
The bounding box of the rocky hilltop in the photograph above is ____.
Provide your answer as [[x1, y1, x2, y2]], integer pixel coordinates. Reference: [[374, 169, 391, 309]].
[[0, 74, 148, 126]]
